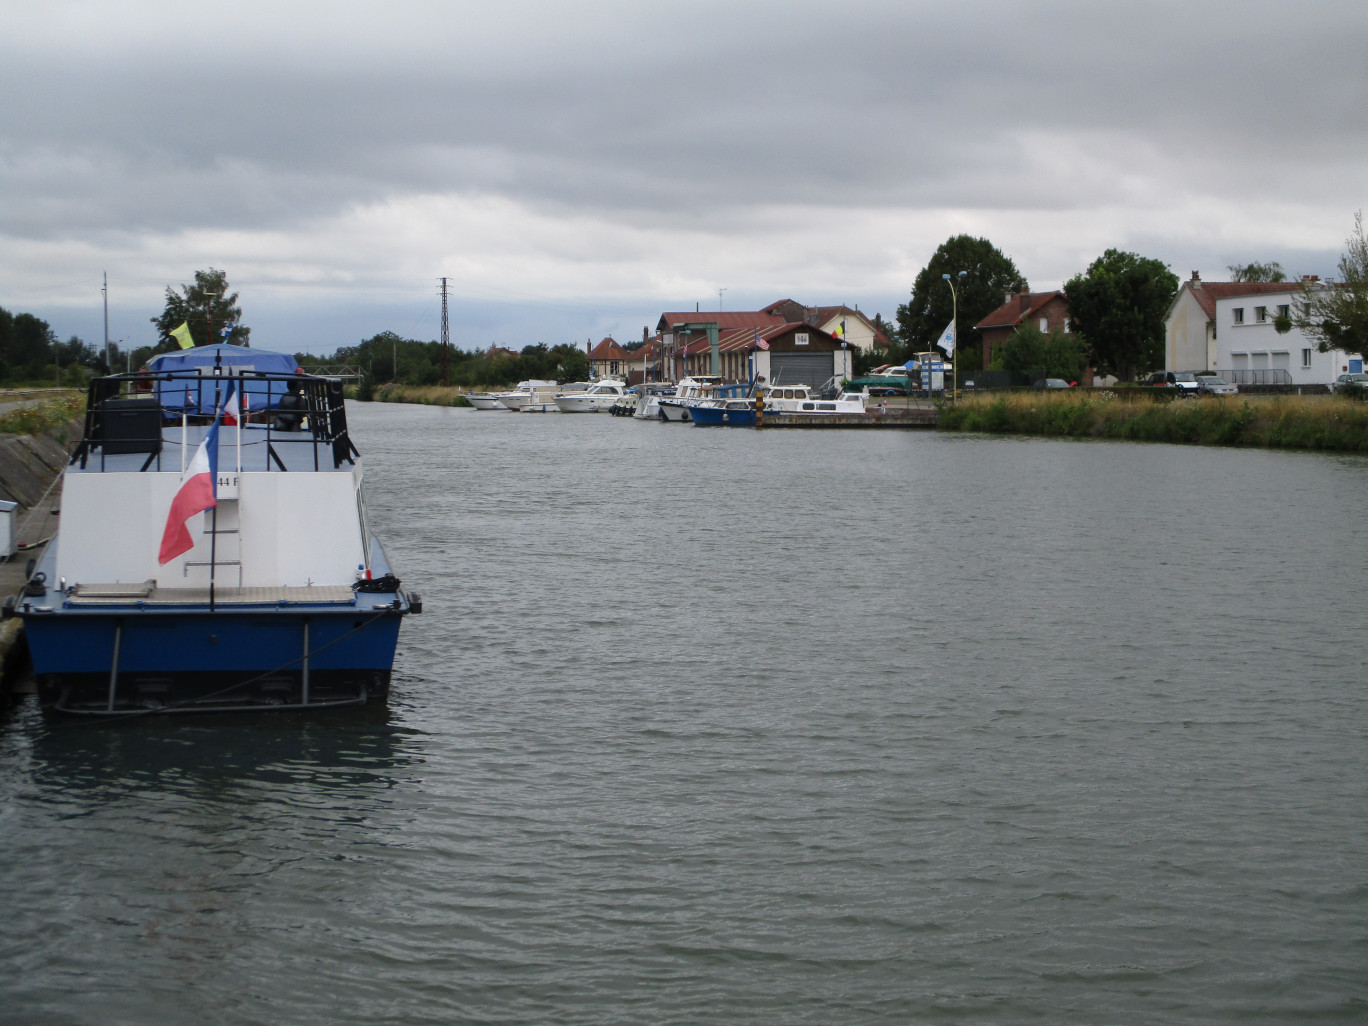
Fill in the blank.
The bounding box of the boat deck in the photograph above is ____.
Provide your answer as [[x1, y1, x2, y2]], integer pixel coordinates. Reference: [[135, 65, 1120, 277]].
[[63, 581, 360, 607]]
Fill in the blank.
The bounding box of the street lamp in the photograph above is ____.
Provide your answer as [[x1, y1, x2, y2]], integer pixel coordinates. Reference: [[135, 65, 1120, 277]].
[[941, 270, 967, 400]]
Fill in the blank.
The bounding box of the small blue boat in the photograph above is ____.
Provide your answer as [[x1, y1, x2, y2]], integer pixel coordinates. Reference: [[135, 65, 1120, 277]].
[[5, 346, 422, 714], [689, 399, 758, 426]]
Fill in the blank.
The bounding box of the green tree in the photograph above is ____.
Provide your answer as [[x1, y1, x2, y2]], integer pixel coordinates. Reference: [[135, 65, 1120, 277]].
[[1064, 249, 1179, 381], [1227, 261, 1286, 283], [1295, 211, 1368, 355], [151, 268, 251, 350], [551, 343, 590, 382], [896, 235, 1027, 373], [989, 324, 1089, 382], [0, 307, 61, 382]]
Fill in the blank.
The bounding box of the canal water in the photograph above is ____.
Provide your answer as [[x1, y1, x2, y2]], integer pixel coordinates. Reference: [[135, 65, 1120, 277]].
[[1, 403, 1365, 1024]]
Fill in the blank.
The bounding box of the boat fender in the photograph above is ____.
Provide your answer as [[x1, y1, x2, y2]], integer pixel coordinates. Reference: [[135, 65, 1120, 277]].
[[406, 592, 423, 615], [354, 573, 401, 593]]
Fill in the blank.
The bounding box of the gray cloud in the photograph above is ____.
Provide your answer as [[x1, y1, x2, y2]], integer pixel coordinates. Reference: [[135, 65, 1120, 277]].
[[2, 0, 1364, 348]]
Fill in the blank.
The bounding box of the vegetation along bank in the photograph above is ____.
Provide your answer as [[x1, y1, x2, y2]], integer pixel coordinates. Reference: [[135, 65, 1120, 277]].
[[937, 391, 1368, 453]]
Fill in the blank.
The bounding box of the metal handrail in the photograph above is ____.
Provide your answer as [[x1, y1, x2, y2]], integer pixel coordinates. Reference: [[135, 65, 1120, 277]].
[[72, 368, 357, 472]]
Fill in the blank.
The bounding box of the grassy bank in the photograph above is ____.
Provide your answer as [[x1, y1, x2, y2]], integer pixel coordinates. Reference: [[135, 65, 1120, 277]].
[[366, 383, 472, 407], [0, 390, 86, 436], [937, 391, 1368, 453]]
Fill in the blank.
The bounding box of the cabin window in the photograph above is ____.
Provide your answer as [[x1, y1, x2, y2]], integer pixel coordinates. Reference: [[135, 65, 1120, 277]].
[[802, 402, 814, 410]]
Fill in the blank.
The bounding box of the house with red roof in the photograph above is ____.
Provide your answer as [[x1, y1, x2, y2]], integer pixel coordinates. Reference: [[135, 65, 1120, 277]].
[[588, 337, 629, 379], [1166, 272, 1364, 385], [1164, 272, 1301, 372], [974, 289, 1071, 369]]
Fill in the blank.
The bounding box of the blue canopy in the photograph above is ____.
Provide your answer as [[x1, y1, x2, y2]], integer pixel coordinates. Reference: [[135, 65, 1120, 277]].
[[147, 344, 302, 415]]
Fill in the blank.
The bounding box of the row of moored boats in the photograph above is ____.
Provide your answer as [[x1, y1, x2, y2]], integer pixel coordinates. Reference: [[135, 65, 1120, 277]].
[[466, 376, 870, 424]]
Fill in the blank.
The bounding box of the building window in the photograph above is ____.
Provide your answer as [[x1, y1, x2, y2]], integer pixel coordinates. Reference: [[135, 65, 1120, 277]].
[[1278, 304, 1290, 319], [1233, 307, 1244, 324], [1039, 317, 1048, 333], [1302, 348, 1312, 368], [1255, 306, 1268, 323]]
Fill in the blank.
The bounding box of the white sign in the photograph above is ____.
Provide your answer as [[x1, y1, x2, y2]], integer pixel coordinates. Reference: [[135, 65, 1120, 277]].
[[795, 333, 809, 346]]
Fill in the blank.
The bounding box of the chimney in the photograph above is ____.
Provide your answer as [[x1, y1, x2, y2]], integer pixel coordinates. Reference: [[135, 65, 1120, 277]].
[[1190, 271, 1201, 287]]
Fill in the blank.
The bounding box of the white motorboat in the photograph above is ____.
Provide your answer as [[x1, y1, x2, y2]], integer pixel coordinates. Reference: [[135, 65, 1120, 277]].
[[464, 393, 506, 411], [633, 383, 677, 420], [760, 384, 868, 415], [497, 380, 561, 412], [656, 376, 725, 422], [553, 379, 627, 413]]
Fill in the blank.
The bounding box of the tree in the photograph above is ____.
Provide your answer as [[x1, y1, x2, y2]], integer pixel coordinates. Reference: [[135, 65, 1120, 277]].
[[151, 268, 251, 350], [1227, 261, 1285, 283], [896, 235, 1027, 373], [989, 324, 1089, 382], [1295, 211, 1368, 355], [1064, 249, 1179, 381]]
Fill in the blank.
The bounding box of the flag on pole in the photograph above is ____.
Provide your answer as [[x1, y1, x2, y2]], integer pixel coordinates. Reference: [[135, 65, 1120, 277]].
[[158, 418, 221, 564], [937, 320, 956, 356], [220, 380, 239, 426], [171, 321, 194, 350], [833, 322, 844, 338], [753, 328, 769, 351]]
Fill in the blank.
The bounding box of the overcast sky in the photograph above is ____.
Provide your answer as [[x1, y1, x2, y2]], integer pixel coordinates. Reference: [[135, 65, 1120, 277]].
[[2, 0, 1365, 357]]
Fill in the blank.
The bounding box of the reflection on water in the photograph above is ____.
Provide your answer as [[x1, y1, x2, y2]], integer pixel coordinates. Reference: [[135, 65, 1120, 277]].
[[2, 405, 1366, 1025]]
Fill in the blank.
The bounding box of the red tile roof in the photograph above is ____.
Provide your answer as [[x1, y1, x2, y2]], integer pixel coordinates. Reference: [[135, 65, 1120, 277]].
[[975, 291, 1066, 330], [1174, 280, 1298, 320], [588, 337, 628, 360]]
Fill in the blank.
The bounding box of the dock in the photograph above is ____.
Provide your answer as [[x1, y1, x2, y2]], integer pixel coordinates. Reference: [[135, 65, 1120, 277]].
[[759, 402, 938, 429], [0, 422, 77, 694]]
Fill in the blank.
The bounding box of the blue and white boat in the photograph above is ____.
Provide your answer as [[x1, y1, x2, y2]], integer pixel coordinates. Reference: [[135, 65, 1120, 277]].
[[688, 398, 758, 425], [5, 344, 422, 715]]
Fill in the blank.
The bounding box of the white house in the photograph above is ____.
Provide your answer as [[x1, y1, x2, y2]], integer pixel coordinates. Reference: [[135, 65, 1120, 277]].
[[1165, 273, 1362, 385]]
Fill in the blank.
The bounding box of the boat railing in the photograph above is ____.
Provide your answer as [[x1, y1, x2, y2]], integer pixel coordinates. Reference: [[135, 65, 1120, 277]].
[[72, 369, 359, 474]]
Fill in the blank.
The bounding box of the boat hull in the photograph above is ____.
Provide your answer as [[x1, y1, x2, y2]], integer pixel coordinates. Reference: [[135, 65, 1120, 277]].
[[690, 404, 756, 426], [657, 400, 693, 422], [23, 605, 405, 714]]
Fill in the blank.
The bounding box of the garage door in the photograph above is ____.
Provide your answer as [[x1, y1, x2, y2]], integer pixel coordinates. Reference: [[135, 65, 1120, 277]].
[[769, 353, 835, 388]]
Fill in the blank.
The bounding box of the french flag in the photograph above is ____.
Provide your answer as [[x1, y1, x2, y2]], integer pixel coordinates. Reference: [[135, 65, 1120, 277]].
[[221, 380, 239, 426], [158, 418, 221, 564]]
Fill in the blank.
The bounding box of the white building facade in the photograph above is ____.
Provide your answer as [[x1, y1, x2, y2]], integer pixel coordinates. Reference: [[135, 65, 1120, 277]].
[[1212, 288, 1363, 386]]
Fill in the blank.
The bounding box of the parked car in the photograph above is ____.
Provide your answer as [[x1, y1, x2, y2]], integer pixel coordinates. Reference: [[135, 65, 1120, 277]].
[[1332, 372, 1368, 393], [1144, 370, 1201, 394], [1196, 375, 1239, 396]]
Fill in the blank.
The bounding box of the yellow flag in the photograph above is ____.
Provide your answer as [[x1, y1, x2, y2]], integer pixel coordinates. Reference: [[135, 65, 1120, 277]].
[[171, 322, 194, 349]]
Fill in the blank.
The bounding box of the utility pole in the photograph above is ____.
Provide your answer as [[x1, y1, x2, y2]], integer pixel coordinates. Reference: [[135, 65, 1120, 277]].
[[102, 272, 110, 374], [440, 276, 450, 386]]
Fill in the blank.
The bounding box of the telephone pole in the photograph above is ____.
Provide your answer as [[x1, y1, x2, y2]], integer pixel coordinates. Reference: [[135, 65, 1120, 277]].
[[440, 276, 450, 386]]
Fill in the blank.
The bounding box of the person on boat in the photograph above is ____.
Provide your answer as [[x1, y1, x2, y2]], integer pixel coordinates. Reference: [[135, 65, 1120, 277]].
[[275, 379, 306, 431]]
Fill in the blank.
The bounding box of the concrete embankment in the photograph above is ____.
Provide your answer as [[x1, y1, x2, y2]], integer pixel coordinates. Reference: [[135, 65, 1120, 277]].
[[0, 423, 78, 688]]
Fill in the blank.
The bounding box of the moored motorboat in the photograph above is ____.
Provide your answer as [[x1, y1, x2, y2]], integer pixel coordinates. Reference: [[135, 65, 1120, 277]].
[[464, 392, 506, 410], [5, 344, 422, 715], [553, 379, 627, 413], [498, 380, 562, 412], [657, 376, 724, 422], [633, 383, 677, 420]]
